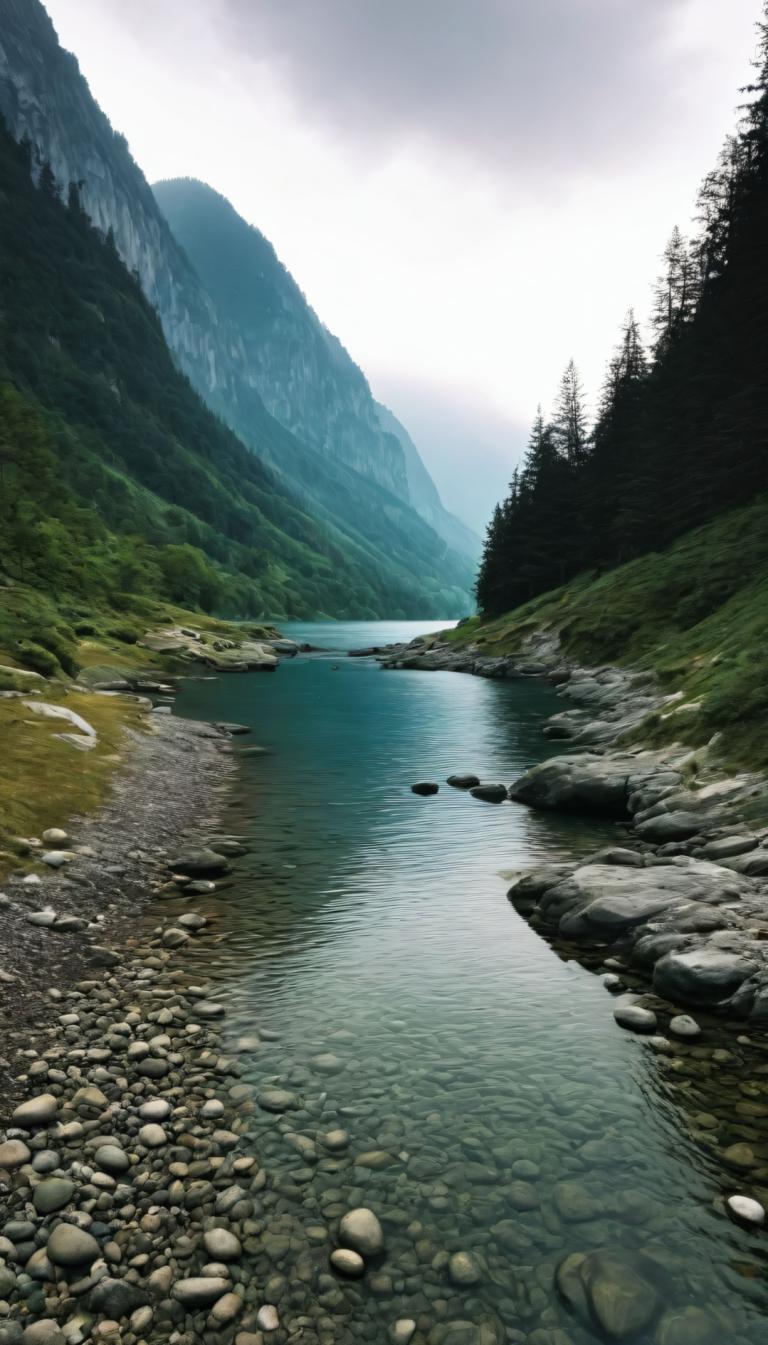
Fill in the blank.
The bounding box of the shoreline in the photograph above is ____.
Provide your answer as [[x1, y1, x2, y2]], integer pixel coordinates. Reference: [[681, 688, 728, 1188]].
[[378, 632, 768, 1031]]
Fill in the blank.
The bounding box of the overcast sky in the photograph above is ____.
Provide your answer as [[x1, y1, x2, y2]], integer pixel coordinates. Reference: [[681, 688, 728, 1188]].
[[44, 0, 762, 533]]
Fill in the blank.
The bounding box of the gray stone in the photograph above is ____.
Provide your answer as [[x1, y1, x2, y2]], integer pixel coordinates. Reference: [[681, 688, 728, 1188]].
[[95, 1144, 129, 1174], [33, 1178, 74, 1214], [89, 1277, 149, 1318], [556, 1248, 666, 1341], [21, 1323, 65, 1345], [339, 1207, 384, 1257], [172, 1277, 230, 1307], [469, 784, 508, 803], [668, 1014, 701, 1038], [47, 1224, 100, 1267], [257, 1089, 299, 1112], [203, 1229, 241, 1261], [614, 1004, 658, 1033], [446, 775, 480, 789], [0, 1139, 31, 1168], [330, 1248, 365, 1277], [411, 782, 439, 796], [653, 946, 758, 1006], [726, 1194, 765, 1227], [448, 1251, 482, 1286], [12, 1094, 58, 1128]]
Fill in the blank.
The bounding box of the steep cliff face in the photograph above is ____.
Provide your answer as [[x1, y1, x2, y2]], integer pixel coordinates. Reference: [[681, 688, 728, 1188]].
[[374, 401, 481, 560], [0, 0, 476, 610], [155, 178, 410, 501]]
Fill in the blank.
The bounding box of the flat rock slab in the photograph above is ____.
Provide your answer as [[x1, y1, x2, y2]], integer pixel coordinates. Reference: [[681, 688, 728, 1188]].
[[509, 753, 673, 816], [653, 947, 759, 1007]]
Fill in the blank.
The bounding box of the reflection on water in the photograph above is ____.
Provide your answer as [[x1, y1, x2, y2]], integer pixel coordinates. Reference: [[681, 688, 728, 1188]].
[[172, 621, 768, 1344]]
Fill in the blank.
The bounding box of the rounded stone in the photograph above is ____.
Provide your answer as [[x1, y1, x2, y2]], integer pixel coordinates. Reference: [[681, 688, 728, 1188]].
[[256, 1306, 279, 1332], [411, 782, 439, 796], [256, 1089, 299, 1112], [323, 1129, 349, 1150], [448, 1251, 482, 1286], [41, 828, 69, 846], [210, 1292, 242, 1325], [669, 1014, 701, 1038], [200, 1099, 225, 1120], [726, 1194, 765, 1227], [0, 1140, 31, 1169], [330, 1248, 365, 1278], [21, 1322, 65, 1345], [446, 775, 480, 789], [138, 1123, 167, 1148], [310, 1053, 344, 1075], [613, 1004, 658, 1033], [47, 1224, 100, 1268], [12, 1094, 58, 1129], [339, 1207, 384, 1257], [172, 1277, 230, 1307], [95, 1144, 129, 1174], [654, 1306, 719, 1345], [390, 1322, 417, 1345], [33, 1178, 74, 1215], [556, 1248, 665, 1341], [203, 1229, 242, 1261], [138, 1099, 171, 1122]]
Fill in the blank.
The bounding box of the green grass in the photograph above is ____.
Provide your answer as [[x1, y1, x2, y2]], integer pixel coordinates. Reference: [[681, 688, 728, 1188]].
[[449, 497, 768, 770]]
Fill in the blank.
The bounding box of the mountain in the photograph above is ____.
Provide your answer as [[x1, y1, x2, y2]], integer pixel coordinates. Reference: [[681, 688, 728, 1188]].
[[0, 114, 464, 633], [152, 177, 480, 560], [373, 401, 480, 560], [0, 0, 475, 615]]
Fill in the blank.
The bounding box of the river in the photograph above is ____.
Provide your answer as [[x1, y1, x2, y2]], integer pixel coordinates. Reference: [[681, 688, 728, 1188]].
[[172, 621, 768, 1345]]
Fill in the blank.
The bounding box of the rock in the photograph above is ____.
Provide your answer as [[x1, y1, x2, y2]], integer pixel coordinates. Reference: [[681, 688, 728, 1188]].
[[215, 722, 251, 735], [653, 947, 758, 1007], [448, 1251, 482, 1286], [702, 834, 758, 860], [411, 782, 439, 795], [0, 1139, 31, 1168], [446, 774, 480, 789], [42, 851, 70, 869], [726, 1194, 765, 1226], [722, 1143, 757, 1170], [89, 1278, 148, 1318], [21, 1323, 65, 1345], [41, 828, 69, 846], [27, 909, 58, 928], [195, 1000, 226, 1019], [138, 1123, 167, 1148], [390, 1322, 417, 1345], [654, 1307, 719, 1345], [509, 753, 642, 815], [310, 1052, 344, 1074], [635, 812, 706, 842], [556, 1248, 666, 1341], [95, 1144, 129, 1174], [469, 784, 508, 803], [203, 1229, 242, 1261], [172, 1278, 231, 1307], [167, 848, 230, 876], [330, 1248, 365, 1277], [47, 1224, 100, 1268], [339, 1207, 384, 1257], [138, 1099, 171, 1121], [668, 1014, 701, 1038], [256, 1306, 279, 1332], [323, 1129, 349, 1150], [210, 1293, 243, 1325], [22, 702, 96, 737], [614, 1004, 658, 1033], [257, 1089, 299, 1112], [33, 1178, 74, 1214], [12, 1093, 58, 1128]]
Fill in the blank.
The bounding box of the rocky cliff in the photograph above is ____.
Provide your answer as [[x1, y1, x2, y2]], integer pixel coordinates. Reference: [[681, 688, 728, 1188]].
[[0, 0, 476, 609]]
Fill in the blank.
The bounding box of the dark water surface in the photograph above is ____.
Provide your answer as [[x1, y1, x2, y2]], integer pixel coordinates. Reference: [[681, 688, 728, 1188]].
[[172, 621, 768, 1345]]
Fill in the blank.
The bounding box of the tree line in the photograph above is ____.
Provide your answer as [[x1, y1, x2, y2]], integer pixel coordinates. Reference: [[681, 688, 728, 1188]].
[[477, 7, 768, 616]]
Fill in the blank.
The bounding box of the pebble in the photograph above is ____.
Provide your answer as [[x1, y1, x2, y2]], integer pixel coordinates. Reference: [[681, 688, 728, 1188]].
[[46, 1225, 100, 1268], [448, 1250, 482, 1286], [669, 1014, 701, 1038], [256, 1305, 279, 1332], [726, 1194, 766, 1226], [613, 1004, 658, 1033], [138, 1123, 167, 1147], [12, 1094, 58, 1128], [172, 1277, 230, 1307], [330, 1247, 365, 1277], [0, 1141, 30, 1169]]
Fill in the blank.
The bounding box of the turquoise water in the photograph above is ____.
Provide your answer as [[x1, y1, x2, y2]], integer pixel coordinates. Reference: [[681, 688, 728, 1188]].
[[173, 621, 768, 1345]]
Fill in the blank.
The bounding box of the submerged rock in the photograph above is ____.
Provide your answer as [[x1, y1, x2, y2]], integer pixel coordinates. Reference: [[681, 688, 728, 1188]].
[[556, 1247, 667, 1341], [447, 774, 481, 789], [339, 1207, 384, 1257]]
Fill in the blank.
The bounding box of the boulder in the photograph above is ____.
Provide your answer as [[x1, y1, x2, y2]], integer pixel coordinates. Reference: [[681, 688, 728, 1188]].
[[411, 782, 439, 796], [470, 784, 508, 803], [556, 1247, 667, 1341], [167, 847, 230, 876], [613, 1004, 657, 1033], [447, 774, 481, 789], [509, 754, 640, 815], [653, 946, 758, 1006], [12, 1093, 58, 1128], [635, 812, 707, 843], [22, 702, 96, 737]]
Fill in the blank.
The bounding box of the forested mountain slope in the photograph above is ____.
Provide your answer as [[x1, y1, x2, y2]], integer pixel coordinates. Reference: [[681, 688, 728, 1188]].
[[477, 18, 768, 620], [0, 0, 474, 612], [0, 117, 464, 627]]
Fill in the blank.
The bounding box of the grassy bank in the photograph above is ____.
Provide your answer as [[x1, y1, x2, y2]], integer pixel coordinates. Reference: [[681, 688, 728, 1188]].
[[448, 496, 768, 770], [0, 580, 277, 877]]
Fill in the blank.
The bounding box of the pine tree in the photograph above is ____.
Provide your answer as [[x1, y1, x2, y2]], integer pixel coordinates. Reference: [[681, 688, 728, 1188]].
[[551, 359, 588, 466], [650, 227, 699, 356]]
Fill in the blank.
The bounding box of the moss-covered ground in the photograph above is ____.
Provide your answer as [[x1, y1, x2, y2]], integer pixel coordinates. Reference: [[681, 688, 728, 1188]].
[[447, 497, 768, 771]]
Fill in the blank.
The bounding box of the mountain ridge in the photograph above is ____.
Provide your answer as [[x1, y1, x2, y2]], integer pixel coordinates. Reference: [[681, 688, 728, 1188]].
[[0, 0, 475, 613]]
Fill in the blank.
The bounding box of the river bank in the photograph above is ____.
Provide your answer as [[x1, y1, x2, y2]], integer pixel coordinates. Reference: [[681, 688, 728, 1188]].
[[379, 631, 768, 1029]]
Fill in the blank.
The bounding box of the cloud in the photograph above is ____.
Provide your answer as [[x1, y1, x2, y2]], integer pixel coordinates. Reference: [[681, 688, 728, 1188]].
[[209, 0, 689, 175]]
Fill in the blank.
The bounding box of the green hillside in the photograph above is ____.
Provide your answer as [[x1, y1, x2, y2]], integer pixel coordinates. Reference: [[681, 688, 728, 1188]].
[[451, 496, 768, 769], [0, 117, 468, 628]]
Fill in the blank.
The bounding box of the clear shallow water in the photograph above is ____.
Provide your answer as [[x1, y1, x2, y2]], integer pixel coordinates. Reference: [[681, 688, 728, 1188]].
[[173, 621, 768, 1345]]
